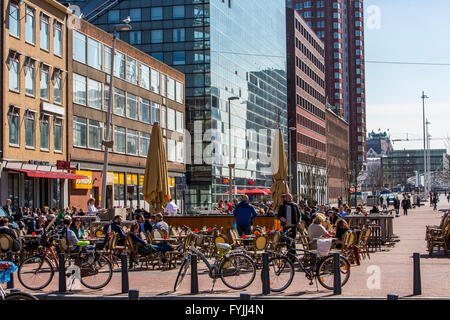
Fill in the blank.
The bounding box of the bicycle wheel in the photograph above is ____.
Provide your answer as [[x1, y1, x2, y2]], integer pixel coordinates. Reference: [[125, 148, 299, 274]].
[[5, 292, 39, 300], [174, 257, 190, 292], [220, 254, 256, 290], [316, 255, 351, 290], [18, 256, 55, 290], [268, 256, 295, 292], [79, 255, 113, 289]]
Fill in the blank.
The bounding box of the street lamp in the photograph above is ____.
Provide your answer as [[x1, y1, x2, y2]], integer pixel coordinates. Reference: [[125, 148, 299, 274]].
[[288, 127, 296, 194], [228, 96, 240, 202], [421, 91, 429, 196], [100, 19, 132, 210]]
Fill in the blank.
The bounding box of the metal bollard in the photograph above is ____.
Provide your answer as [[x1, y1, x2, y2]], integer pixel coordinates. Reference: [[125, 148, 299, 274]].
[[413, 252, 422, 295], [190, 254, 199, 294], [387, 294, 399, 300], [58, 253, 66, 293], [121, 253, 129, 293], [240, 293, 251, 300], [6, 251, 14, 289], [333, 253, 342, 295], [128, 289, 139, 300], [261, 252, 270, 295]]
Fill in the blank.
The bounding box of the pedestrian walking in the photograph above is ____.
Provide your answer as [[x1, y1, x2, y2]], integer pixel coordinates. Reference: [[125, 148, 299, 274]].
[[277, 193, 301, 258], [447, 193, 450, 203], [401, 196, 410, 216], [379, 195, 384, 207], [232, 195, 258, 236]]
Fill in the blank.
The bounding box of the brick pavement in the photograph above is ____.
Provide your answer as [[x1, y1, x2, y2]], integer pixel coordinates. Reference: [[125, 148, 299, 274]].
[[4, 196, 449, 298]]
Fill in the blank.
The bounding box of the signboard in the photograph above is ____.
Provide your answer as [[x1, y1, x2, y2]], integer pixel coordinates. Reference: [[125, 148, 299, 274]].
[[72, 171, 93, 189], [42, 102, 65, 116], [175, 176, 186, 191], [57, 160, 71, 170], [168, 177, 175, 187]]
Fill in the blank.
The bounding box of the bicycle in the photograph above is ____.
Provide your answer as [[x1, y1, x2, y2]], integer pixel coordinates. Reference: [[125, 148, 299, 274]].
[[18, 227, 113, 290], [174, 226, 256, 292], [0, 262, 38, 300], [267, 232, 351, 292]]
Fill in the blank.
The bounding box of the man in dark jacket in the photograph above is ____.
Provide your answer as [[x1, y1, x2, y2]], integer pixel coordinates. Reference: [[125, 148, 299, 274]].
[[277, 193, 301, 258], [103, 215, 127, 246], [0, 217, 22, 252], [232, 195, 258, 236], [401, 196, 410, 216], [393, 197, 400, 217]]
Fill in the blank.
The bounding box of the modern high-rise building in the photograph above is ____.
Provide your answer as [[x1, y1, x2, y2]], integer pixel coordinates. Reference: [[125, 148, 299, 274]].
[[287, 0, 367, 164], [286, 8, 327, 204], [67, 0, 288, 212]]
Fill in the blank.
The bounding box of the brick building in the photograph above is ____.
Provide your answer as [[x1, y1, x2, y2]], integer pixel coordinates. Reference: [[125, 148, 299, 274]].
[[287, 0, 367, 164], [1, 0, 73, 210], [326, 106, 349, 204], [286, 8, 327, 204], [68, 19, 186, 211]]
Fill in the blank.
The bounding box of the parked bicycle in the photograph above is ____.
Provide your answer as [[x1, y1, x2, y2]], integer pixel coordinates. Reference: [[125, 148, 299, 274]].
[[174, 226, 256, 292], [0, 262, 38, 300], [18, 227, 113, 290], [267, 232, 351, 292]]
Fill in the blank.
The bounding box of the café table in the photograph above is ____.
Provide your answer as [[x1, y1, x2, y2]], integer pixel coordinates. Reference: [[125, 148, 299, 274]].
[[343, 214, 394, 244]]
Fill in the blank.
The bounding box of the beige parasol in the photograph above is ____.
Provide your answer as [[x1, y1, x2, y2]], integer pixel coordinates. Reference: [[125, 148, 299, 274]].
[[270, 129, 290, 211]]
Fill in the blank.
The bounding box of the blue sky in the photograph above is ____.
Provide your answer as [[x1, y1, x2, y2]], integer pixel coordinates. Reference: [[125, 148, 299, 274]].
[[364, 0, 450, 152]]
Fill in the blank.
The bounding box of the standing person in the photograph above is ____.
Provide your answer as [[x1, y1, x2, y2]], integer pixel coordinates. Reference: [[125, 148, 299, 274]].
[[393, 197, 400, 217], [401, 196, 409, 216], [232, 195, 258, 236], [447, 192, 450, 203], [338, 196, 343, 207], [277, 193, 301, 257], [2, 199, 13, 218], [432, 194, 438, 211], [379, 195, 384, 208], [164, 199, 179, 216]]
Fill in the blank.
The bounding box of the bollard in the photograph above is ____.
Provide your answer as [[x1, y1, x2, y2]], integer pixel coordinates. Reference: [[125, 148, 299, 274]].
[[6, 251, 14, 289], [128, 289, 139, 300], [240, 293, 251, 300], [333, 253, 342, 295], [121, 253, 129, 293], [387, 294, 399, 300], [413, 252, 422, 295], [58, 253, 66, 293], [190, 254, 199, 294], [261, 252, 270, 295]]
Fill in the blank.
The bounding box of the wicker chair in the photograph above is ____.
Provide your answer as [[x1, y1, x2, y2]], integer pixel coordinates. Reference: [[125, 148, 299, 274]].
[[427, 224, 450, 256], [0, 234, 13, 260]]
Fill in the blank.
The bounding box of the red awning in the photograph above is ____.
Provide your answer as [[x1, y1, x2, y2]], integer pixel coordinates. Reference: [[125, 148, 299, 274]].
[[262, 188, 271, 194], [8, 168, 89, 180], [246, 188, 268, 195]]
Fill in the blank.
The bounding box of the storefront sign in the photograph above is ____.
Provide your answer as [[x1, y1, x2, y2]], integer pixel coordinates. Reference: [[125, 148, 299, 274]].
[[57, 160, 71, 170], [73, 171, 93, 189]]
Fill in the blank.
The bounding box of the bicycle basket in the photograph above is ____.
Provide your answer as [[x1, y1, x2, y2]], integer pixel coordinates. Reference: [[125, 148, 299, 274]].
[[316, 238, 332, 257]]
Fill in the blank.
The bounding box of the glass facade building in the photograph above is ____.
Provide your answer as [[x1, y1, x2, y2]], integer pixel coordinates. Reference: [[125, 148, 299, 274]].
[[65, 0, 288, 212]]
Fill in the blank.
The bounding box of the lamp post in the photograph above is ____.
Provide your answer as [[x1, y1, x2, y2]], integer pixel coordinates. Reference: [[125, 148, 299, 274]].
[[421, 91, 429, 196], [228, 96, 239, 203], [288, 127, 296, 194], [100, 20, 132, 210]]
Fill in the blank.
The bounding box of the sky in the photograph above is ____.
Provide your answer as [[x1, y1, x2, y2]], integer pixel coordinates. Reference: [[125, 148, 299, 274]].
[[364, 0, 450, 153]]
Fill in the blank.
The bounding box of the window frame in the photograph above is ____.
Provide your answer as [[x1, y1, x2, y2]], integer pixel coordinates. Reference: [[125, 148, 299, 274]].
[[25, 6, 36, 45], [9, 3, 20, 38], [53, 117, 63, 152], [40, 13, 50, 51]]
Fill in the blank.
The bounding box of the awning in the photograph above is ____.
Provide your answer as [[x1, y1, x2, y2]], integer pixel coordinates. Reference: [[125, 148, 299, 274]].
[[8, 168, 89, 180]]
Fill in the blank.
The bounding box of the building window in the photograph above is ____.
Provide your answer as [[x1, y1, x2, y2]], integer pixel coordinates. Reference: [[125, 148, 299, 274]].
[[103, 84, 110, 109], [53, 71, 62, 104], [151, 7, 163, 20], [173, 28, 185, 42], [176, 140, 184, 163], [161, 106, 166, 129], [127, 129, 138, 155], [88, 120, 102, 150], [103, 45, 112, 75], [73, 31, 86, 63], [151, 69, 160, 93], [130, 31, 141, 45], [168, 108, 175, 131], [25, 6, 35, 44], [88, 38, 102, 70], [25, 112, 35, 148], [176, 111, 184, 133], [73, 73, 86, 105], [173, 6, 184, 19], [126, 93, 138, 120], [54, 118, 62, 152], [151, 52, 163, 62], [168, 139, 176, 161], [139, 132, 150, 156], [40, 66, 49, 100], [73, 116, 86, 147], [151, 30, 163, 43], [9, 3, 20, 38], [53, 21, 63, 56], [173, 51, 185, 65], [40, 116, 49, 150], [161, 74, 166, 97], [126, 57, 138, 84], [40, 14, 50, 50], [88, 78, 102, 110], [114, 51, 125, 79], [114, 126, 126, 153], [114, 88, 125, 116], [130, 8, 141, 22], [176, 81, 183, 104], [151, 102, 160, 124], [139, 64, 150, 90], [9, 57, 20, 92], [9, 109, 20, 145], [140, 98, 150, 123], [167, 77, 175, 100], [108, 10, 120, 23]]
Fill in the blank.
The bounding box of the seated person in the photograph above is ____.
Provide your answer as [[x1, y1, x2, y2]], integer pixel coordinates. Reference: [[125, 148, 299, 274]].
[[0, 217, 22, 252], [69, 217, 85, 239], [369, 205, 380, 214], [27, 216, 46, 235], [61, 216, 93, 253], [335, 219, 350, 249], [354, 206, 364, 215], [152, 213, 169, 233], [129, 223, 180, 255], [307, 216, 329, 249], [104, 215, 127, 246], [381, 204, 388, 213], [136, 214, 152, 236]]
